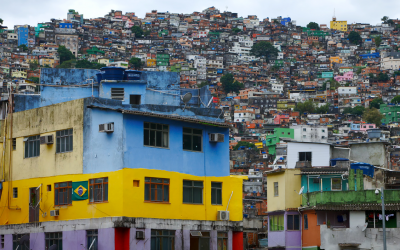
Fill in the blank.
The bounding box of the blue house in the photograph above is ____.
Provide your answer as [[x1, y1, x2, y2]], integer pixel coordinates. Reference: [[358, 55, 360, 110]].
[[17, 26, 29, 46], [359, 52, 380, 59], [59, 23, 73, 29]]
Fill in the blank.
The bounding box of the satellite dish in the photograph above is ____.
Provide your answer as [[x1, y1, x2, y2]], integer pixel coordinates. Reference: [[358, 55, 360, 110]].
[[206, 97, 213, 108], [49, 244, 58, 250], [361, 222, 368, 232], [19, 234, 29, 247], [181, 92, 192, 111], [299, 186, 304, 195]]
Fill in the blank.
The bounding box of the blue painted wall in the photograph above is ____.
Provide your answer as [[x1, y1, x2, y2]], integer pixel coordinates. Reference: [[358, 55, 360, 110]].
[[100, 81, 146, 105], [301, 175, 348, 193], [83, 107, 229, 177], [17, 27, 29, 46], [60, 23, 73, 28]]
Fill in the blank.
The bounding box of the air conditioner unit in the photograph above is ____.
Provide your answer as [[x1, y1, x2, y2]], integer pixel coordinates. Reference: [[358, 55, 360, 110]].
[[209, 133, 224, 142], [135, 231, 145, 240], [217, 210, 230, 221], [40, 135, 54, 144], [50, 210, 59, 217], [99, 123, 114, 133]]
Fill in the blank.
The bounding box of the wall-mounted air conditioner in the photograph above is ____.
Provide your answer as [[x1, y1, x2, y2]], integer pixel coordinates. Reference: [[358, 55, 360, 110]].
[[209, 133, 224, 142], [99, 123, 114, 133], [40, 135, 54, 144], [50, 210, 59, 216], [136, 231, 145, 239]]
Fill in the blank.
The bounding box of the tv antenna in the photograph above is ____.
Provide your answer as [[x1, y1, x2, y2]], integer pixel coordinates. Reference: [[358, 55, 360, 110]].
[[181, 92, 192, 111]]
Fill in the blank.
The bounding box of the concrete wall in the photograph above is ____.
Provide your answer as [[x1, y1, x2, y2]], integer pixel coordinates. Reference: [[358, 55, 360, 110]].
[[100, 81, 146, 105], [287, 142, 330, 168], [349, 211, 365, 228], [349, 143, 386, 166]]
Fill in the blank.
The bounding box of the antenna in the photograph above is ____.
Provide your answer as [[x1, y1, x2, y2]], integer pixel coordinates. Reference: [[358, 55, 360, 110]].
[[181, 92, 192, 111]]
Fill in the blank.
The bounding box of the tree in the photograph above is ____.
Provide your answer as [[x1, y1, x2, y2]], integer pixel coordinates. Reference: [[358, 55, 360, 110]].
[[75, 60, 106, 69], [0, 18, 3, 24], [322, 79, 340, 90], [356, 68, 362, 74], [250, 41, 279, 62], [233, 141, 257, 151], [378, 73, 389, 82], [295, 100, 315, 114], [57, 59, 75, 68], [348, 31, 362, 45], [131, 26, 149, 38], [220, 73, 243, 93], [363, 108, 384, 127], [352, 106, 365, 116], [28, 77, 39, 84], [57, 46, 75, 64], [315, 103, 330, 114], [343, 107, 353, 114], [374, 36, 382, 47], [307, 22, 319, 30], [129, 57, 143, 70], [370, 98, 384, 109], [391, 95, 400, 104], [18, 44, 28, 51], [29, 60, 39, 71], [381, 16, 389, 24], [232, 28, 241, 34]]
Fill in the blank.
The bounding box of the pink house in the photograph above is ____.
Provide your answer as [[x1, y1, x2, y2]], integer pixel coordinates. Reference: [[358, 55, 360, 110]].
[[360, 123, 376, 131], [334, 71, 354, 82], [274, 114, 289, 125]]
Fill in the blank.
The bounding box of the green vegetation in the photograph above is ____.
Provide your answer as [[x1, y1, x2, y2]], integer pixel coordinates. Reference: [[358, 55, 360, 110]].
[[250, 41, 279, 62], [28, 77, 39, 84], [374, 36, 382, 47], [233, 141, 257, 150], [348, 31, 362, 45], [322, 79, 340, 90], [131, 26, 150, 38], [231, 28, 241, 34], [57, 59, 105, 69], [18, 44, 28, 51], [220, 73, 244, 94], [391, 95, 400, 104], [307, 22, 319, 30], [369, 98, 384, 109], [363, 108, 384, 126], [343, 106, 365, 116], [129, 57, 143, 70], [58, 46, 75, 64], [29, 61, 40, 71]]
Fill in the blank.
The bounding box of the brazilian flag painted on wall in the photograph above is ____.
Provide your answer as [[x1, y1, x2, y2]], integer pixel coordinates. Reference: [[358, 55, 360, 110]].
[[72, 181, 89, 200]]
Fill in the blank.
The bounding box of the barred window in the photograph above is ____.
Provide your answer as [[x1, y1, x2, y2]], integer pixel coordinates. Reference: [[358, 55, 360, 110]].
[[24, 135, 40, 158], [89, 177, 108, 203], [151, 230, 175, 250], [56, 129, 73, 153], [45, 232, 62, 250], [87, 230, 98, 250], [13, 234, 29, 250], [144, 122, 169, 148], [54, 181, 72, 206]]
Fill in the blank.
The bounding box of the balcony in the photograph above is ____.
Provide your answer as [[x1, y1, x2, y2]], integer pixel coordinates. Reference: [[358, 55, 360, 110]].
[[303, 189, 400, 209]]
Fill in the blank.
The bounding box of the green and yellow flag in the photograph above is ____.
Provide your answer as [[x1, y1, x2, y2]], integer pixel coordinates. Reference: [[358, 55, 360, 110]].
[[72, 181, 89, 201]]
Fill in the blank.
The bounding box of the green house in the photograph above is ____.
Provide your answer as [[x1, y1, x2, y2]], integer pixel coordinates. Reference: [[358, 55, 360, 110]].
[[264, 128, 294, 155], [380, 104, 400, 124]]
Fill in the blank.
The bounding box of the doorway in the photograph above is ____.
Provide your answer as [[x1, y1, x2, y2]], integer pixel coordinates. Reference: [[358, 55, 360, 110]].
[[29, 187, 40, 223], [190, 232, 210, 250]]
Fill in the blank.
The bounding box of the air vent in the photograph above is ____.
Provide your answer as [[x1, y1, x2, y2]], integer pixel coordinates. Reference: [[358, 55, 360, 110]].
[[136, 231, 145, 239]]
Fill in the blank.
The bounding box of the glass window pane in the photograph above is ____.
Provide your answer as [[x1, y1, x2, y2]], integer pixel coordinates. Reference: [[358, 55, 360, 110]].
[[193, 129, 202, 135], [104, 184, 108, 201], [193, 181, 203, 187], [145, 184, 150, 200], [152, 178, 162, 183], [156, 131, 162, 147], [151, 123, 156, 129], [144, 123, 149, 128], [164, 185, 169, 202], [294, 215, 300, 230], [151, 184, 156, 201], [144, 129, 149, 145], [183, 181, 192, 187], [183, 128, 191, 133], [183, 187, 192, 203], [150, 130, 156, 146], [217, 189, 222, 205], [211, 189, 216, 204], [163, 132, 168, 147], [193, 188, 202, 204], [212, 182, 222, 188], [183, 134, 192, 150], [193, 135, 202, 151], [287, 215, 293, 230]]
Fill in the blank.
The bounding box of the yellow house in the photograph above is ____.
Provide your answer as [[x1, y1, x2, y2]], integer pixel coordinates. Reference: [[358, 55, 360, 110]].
[[39, 58, 55, 68], [147, 58, 156, 67], [330, 18, 347, 31], [330, 56, 342, 68], [98, 58, 110, 66], [11, 69, 27, 78], [267, 168, 301, 212]]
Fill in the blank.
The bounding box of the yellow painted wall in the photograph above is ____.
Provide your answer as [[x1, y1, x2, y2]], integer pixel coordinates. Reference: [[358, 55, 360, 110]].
[[267, 169, 301, 212], [147, 59, 156, 67], [11, 71, 27, 78], [330, 20, 347, 31], [330, 56, 343, 68], [1, 99, 84, 182], [0, 168, 245, 225]]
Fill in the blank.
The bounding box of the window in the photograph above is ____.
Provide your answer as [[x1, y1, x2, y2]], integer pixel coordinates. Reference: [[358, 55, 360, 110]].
[[89, 177, 108, 203], [145, 177, 169, 202], [270, 214, 284, 231], [56, 129, 73, 153], [302, 135, 306, 138], [45, 232, 62, 250], [217, 232, 228, 250], [304, 214, 308, 229], [0, 235, 3, 248], [54, 181, 72, 206], [12, 138, 16, 151], [211, 182, 222, 205], [24, 135, 40, 158], [111, 88, 124, 100], [13, 187, 18, 198], [183, 180, 203, 204], [299, 152, 312, 162], [144, 122, 169, 148], [322, 129, 325, 132], [331, 178, 342, 191], [274, 182, 278, 197], [151, 230, 175, 250], [87, 230, 98, 250], [287, 214, 300, 230], [303, 128, 306, 131], [47, 185, 51, 191], [13, 234, 29, 250], [130, 95, 141, 105], [183, 128, 202, 152], [190, 231, 209, 250], [133, 180, 140, 187]]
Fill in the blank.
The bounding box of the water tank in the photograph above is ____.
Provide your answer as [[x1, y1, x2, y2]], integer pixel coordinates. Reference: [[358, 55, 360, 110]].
[[124, 70, 142, 80], [96, 72, 102, 83], [100, 67, 125, 81], [367, 128, 381, 139]]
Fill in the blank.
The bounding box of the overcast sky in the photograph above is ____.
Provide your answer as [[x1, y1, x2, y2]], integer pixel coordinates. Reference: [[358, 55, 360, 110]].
[[2, 0, 400, 28]]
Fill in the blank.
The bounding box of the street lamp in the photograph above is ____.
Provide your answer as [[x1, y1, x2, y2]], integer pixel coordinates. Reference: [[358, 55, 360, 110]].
[[376, 187, 387, 250]]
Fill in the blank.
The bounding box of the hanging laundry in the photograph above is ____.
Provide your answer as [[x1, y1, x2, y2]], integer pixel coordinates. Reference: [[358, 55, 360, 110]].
[[342, 214, 347, 221], [337, 215, 344, 222], [378, 214, 383, 220], [386, 214, 394, 221]]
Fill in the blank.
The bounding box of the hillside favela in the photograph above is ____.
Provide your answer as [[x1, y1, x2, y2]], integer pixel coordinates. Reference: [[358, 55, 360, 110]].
[[2, 6, 400, 250]]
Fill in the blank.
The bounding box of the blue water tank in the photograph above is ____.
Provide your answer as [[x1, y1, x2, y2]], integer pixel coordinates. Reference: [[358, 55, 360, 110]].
[[101, 67, 125, 81], [124, 70, 142, 80], [96, 72, 102, 83]]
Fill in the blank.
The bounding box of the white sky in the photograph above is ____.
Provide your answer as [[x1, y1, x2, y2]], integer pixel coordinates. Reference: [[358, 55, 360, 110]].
[[2, 0, 400, 28]]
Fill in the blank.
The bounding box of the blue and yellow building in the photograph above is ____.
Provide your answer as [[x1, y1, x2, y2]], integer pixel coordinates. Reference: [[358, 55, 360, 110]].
[[0, 68, 245, 250]]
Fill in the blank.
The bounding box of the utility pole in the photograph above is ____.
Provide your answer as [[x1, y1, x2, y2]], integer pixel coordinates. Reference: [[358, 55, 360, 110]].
[[381, 187, 387, 250]]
